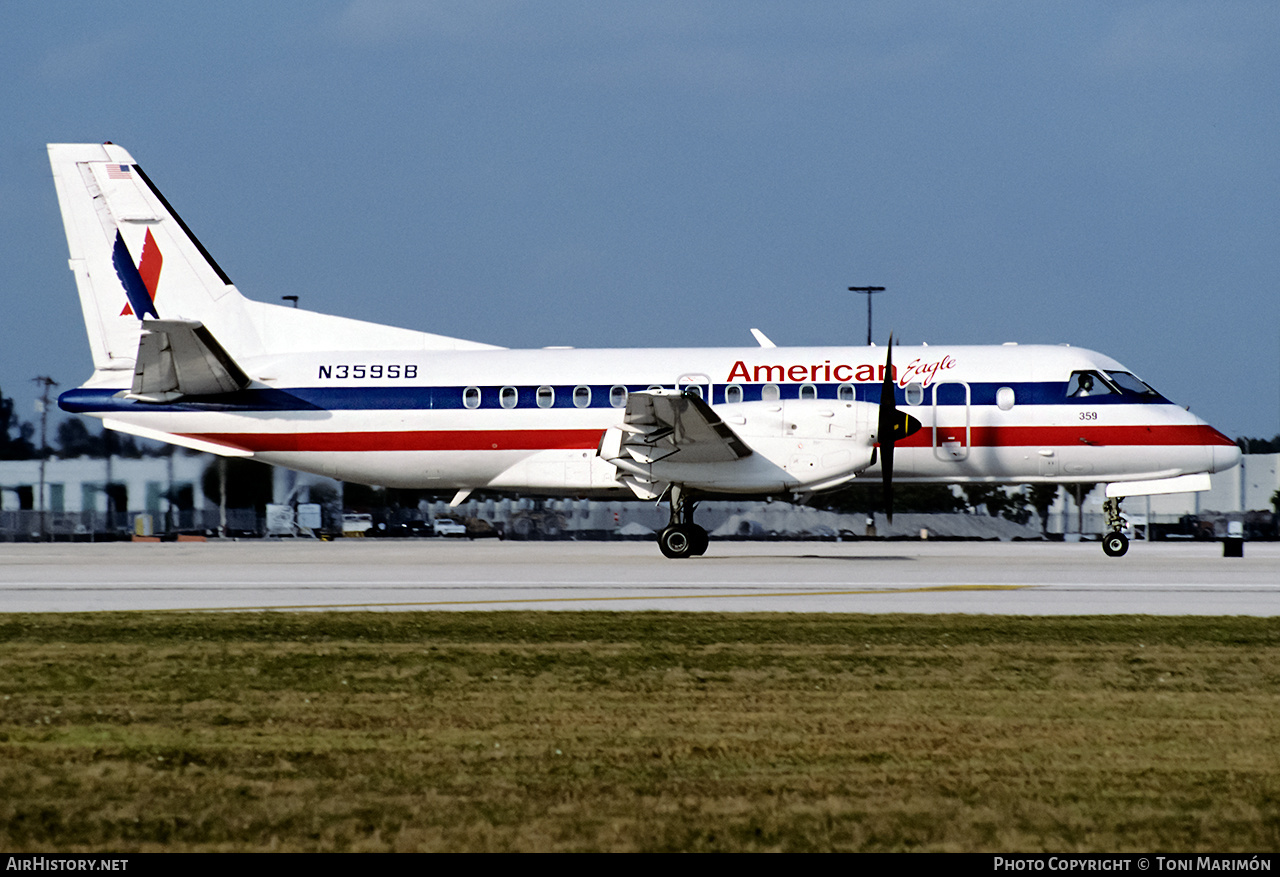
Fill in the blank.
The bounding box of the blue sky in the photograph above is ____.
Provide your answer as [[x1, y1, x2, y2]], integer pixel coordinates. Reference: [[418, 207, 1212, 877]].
[[3, 1, 1278, 440]]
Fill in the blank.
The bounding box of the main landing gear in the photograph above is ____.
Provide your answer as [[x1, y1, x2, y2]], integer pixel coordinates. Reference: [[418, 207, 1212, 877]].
[[1101, 497, 1129, 558], [657, 484, 708, 559]]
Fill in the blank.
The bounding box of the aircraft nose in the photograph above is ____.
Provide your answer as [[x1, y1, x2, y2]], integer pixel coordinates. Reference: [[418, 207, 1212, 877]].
[[1210, 441, 1242, 473]]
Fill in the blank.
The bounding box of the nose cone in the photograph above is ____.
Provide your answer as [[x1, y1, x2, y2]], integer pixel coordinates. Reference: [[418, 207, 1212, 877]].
[[1210, 441, 1242, 474]]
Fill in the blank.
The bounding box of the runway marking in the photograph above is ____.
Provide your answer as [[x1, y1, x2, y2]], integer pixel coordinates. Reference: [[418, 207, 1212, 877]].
[[4, 580, 1274, 591], [4, 579, 1023, 587], [135, 584, 1032, 612]]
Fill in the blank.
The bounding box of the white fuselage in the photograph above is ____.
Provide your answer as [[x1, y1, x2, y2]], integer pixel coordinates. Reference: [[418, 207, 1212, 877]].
[[61, 342, 1241, 497]]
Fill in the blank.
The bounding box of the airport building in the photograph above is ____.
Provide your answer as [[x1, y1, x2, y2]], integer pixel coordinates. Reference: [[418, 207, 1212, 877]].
[[2, 452, 1276, 541], [0, 454, 215, 538]]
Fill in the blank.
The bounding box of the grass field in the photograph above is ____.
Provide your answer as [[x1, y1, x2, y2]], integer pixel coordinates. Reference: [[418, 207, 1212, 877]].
[[1, 612, 1278, 852]]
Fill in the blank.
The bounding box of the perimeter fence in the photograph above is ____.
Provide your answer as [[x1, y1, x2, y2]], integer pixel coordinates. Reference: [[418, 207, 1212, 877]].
[[0, 508, 262, 541]]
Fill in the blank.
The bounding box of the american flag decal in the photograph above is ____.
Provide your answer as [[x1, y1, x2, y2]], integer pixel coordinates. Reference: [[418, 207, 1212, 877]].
[[106, 164, 131, 179]]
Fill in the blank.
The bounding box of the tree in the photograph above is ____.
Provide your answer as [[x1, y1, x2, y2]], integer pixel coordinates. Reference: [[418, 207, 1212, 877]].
[[962, 484, 1033, 524], [201, 458, 275, 511], [100, 428, 145, 459], [1237, 435, 1280, 454], [342, 482, 387, 512], [56, 418, 104, 458], [0, 387, 36, 460], [1067, 483, 1100, 535], [818, 482, 966, 515], [55, 418, 147, 458], [1025, 484, 1060, 534]]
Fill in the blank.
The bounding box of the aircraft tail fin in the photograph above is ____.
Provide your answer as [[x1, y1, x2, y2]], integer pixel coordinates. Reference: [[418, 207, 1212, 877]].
[[50, 142, 506, 388], [48, 143, 258, 378]]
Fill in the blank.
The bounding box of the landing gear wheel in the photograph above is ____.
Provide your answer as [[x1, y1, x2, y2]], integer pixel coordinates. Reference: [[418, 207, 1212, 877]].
[[658, 485, 707, 559], [1102, 531, 1129, 558], [658, 525, 695, 559]]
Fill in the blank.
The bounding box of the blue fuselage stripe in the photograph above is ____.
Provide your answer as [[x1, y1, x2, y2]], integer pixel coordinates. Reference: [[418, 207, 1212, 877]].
[[59, 382, 1169, 415]]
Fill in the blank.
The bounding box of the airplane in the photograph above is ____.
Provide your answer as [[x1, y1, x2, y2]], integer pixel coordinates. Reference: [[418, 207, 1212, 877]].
[[48, 142, 1242, 558]]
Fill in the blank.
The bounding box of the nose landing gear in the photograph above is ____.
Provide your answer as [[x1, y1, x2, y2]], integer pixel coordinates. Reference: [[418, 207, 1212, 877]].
[[1102, 497, 1129, 557], [657, 485, 708, 559]]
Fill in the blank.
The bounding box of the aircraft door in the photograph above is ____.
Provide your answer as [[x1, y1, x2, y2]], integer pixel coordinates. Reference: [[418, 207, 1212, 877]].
[[677, 373, 711, 400], [932, 381, 971, 461]]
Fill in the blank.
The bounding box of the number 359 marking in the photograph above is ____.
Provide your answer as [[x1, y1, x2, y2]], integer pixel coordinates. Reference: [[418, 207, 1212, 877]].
[[1078, 411, 1098, 421]]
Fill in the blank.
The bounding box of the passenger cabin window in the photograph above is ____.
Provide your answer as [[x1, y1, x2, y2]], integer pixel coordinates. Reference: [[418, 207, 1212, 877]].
[[724, 384, 743, 404], [499, 386, 517, 409], [573, 385, 591, 408], [904, 382, 924, 406], [761, 383, 780, 402], [996, 386, 1015, 411], [463, 386, 481, 409], [837, 382, 855, 402], [683, 385, 703, 399], [610, 385, 628, 408], [647, 384, 663, 392], [536, 386, 555, 408], [1067, 371, 1118, 398], [799, 383, 817, 401]]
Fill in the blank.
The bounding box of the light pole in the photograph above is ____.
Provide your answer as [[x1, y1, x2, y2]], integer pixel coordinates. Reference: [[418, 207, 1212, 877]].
[[31, 376, 57, 541], [1239, 437, 1249, 514], [848, 286, 885, 346]]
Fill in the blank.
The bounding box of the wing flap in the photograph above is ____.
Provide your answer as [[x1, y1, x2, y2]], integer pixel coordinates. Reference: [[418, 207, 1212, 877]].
[[598, 390, 753, 499], [624, 390, 751, 464], [599, 389, 752, 490]]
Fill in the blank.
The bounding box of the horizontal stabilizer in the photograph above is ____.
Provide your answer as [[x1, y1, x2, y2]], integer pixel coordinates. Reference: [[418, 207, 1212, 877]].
[[131, 319, 250, 401], [102, 418, 253, 457]]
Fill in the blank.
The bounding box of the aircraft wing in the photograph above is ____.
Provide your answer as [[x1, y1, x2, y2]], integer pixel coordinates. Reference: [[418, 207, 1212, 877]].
[[131, 319, 251, 401], [619, 390, 752, 464]]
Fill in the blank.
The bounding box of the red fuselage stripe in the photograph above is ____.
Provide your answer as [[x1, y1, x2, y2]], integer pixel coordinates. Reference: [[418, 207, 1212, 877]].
[[898, 424, 1235, 449], [183, 423, 1234, 454], [183, 429, 607, 453]]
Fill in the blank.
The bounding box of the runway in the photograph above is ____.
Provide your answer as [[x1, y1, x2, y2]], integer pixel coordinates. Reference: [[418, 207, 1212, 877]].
[[1, 539, 1277, 614]]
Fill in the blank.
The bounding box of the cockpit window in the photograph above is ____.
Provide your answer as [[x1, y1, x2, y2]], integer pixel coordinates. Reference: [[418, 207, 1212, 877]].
[[1067, 370, 1118, 398], [1105, 371, 1158, 396]]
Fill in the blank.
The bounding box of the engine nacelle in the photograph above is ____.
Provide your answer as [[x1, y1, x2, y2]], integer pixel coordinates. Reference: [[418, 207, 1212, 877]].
[[599, 397, 880, 495]]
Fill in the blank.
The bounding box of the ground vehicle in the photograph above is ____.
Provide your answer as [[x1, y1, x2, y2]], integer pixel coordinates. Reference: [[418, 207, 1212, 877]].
[[341, 513, 374, 537], [431, 517, 468, 537]]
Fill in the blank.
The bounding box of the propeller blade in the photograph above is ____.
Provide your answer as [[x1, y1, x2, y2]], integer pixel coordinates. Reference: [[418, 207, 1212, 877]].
[[877, 338, 897, 522], [875, 335, 922, 524]]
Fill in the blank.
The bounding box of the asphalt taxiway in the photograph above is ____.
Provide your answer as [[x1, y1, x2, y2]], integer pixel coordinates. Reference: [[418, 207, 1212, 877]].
[[0, 540, 1277, 614]]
